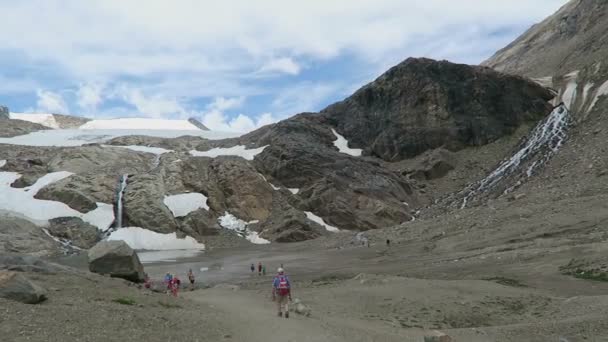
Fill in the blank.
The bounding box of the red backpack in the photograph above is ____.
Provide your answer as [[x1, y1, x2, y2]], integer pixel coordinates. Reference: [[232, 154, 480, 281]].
[[277, 275, 290, 296]]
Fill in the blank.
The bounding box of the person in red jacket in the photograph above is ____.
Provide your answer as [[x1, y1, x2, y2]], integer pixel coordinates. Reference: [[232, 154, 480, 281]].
[[272, 268, 292, 318]]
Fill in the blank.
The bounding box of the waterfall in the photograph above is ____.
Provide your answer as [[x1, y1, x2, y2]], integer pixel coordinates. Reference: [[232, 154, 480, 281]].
[[459, 104, 570, 208], [115, 174, 129, 228]]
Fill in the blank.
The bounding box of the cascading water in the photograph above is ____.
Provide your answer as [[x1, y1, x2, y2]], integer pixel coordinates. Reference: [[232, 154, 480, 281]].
[[115, 174, 129, 228], [459, 104, 570, 208]]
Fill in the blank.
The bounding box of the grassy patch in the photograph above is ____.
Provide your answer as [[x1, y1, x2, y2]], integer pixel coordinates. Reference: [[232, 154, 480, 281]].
[[158, 301, 182, 309], [570, 270, 608, 282], [112, 298, 137, 306], [560, 259, 608, 282], [483, 277, 527, 288]]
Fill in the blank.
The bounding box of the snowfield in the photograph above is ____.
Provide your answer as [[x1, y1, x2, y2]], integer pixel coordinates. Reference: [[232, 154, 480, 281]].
[[80, 118, 201, 130], [9, 113, 59, 128], [163, 193, 209, 217], [0, 128, 242, 147], [218, 212, 270, 244], [305, 211, 340, 232], [0, 160, 6, 169], [0, 171, 114, 230], [331, 129, 362, 157], [190, 145, 268, 161], [104, 145, 174, 155], [107, 227, 205, 250]]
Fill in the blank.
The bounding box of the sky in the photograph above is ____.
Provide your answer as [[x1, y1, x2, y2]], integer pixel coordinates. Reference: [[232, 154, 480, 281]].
[[0, 0, 569, 132]]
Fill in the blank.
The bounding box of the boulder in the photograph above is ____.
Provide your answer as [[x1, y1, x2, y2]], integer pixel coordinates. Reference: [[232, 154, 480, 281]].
[[0, 271, 47, 304], [292, 298, 311, 317], [407, 149, 456, 181], [188, 117, 210, 131], [0, 215, 59, 256], [423, 331, 452, 342], [48, 217, 101, 249], [123, 174, 178, 234], [88, 241, 145, 282], [0, 255, 65, 273]]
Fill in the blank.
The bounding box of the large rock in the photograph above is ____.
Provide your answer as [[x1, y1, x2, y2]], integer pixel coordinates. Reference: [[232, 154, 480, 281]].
[[48, 217, 101, 249], [123, 174, 178, 234], [0, 215, 59, 256], [0, 271, 47, 304], [88, 241, 145, 282], [407, 148, 456, 181], [188, 117, 210, 131], [0, 255, 65, 273], [0, 119, 49, 138], [35, 173, 118, 213]]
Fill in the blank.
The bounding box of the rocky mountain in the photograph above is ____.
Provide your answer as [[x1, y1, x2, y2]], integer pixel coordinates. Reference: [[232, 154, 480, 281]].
[[0, 48, 566, 250]]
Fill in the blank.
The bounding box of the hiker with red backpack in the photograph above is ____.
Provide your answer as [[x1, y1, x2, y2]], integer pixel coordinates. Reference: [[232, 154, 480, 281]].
[[272, 267, 292, 318]]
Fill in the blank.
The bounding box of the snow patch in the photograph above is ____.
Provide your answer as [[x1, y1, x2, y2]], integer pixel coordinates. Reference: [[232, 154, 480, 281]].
[[561, 78, 578, 110], [288, 188, 299, 194], [107, 227, 205, 250], [138, 250, 203, 264], [103, 145, 173, 155], [9, 113, 59, 129], [189, 145, 268, 161], [80, 118, 200, 130], [531, 76, 553, 88], [164, 193, 209, 217], [0, 160, 6, 169], [0, 171, 114, 230], [304, 211, 340, 232], [331, 129, 362, 157], [0, 129, 241, 147], [218, 212, 270, 244], [582, 83, 594, 109], [588, 80, 608, 113]]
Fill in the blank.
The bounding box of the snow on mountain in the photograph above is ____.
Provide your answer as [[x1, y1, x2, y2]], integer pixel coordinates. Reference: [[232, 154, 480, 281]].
[[0, 171, 114, 230], [107, 227, 205, 250], [0, 160, 6, 169], [190, 145, 268, 161], [218, 212, 270, 244], [163, 193, 209, 217], [0, 128, 241, 147], [80, 118, 201, 130], [105, 145, 174, 155], [304, 211, 340, 232], [9, 113, 60, 128], [331, 129, 362, 157]]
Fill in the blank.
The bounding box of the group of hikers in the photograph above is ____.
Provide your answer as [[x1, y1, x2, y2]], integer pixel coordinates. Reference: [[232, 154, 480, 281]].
[[143, 263, 293, 318]]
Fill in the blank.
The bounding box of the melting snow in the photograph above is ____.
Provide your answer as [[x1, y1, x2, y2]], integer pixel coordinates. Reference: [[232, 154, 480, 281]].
[[0, 129, 241, 147], [138, 250, 203, 264], [164, 193, 209, 217], [288, 188, 299, 194], [531, 76, 553, 88], [561, 79, 578, 110], [460, 105, 570, 208], [103, 145, 173, 155], [304, 211, 340, 232], [189, 145, 268, 161], [0, 160, 6, 169], [331, 129, 362, 157], [80, 118, 201, 130], [582, 83, 594, 110], [9, 113, 59, 129], [107, 227, 205, 250], [218, 212, 270, 244], [588, 80, 608, 113], [0, 171, 114, 230]]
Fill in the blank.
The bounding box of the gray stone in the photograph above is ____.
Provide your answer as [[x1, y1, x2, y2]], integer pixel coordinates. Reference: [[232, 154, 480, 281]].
[[88, 241, 145, 282], [0, 271, 47, 304], [0, 105, 8, 119], [188, 117, 210, 131], [0, 215, 59, 256], [48, 217, 101, 249]]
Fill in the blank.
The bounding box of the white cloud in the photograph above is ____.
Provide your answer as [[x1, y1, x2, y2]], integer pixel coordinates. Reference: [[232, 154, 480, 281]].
[[35, 89, 69, 114], [114, 86, 184, 118], [76, 83, 104, 113], [258, 57, 301, 75], [272, 82, 340, 116], [201, 96, 276, 132], [208, 96, 246, 112]]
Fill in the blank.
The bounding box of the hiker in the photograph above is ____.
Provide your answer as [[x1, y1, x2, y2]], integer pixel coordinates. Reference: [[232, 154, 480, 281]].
[[250, 263, 255, 273], [144, 273, 151, 289], [258, 262, 263, 276], [386, 239, 391, 247], [272, 267, 292, 318], [164, 273, 173, 294], [262, 264, 266, 276], [187, 269, 195, 290], [171, 276, 181, 297]]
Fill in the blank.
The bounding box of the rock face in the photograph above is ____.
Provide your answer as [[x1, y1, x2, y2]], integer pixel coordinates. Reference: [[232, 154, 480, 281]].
[[88, 241, 145, 282], [0, 215, 59, 256], [188, 117, 210, 131], [123, 174, 178, 234], [0, 271, 47, 304], [0, 119, 48, 138], [321, 58, 553, 161], [407, 149, 456, 181], [51, 113, 90, 128], [483, 0, 608, 78], [48, 217, 100, 249]]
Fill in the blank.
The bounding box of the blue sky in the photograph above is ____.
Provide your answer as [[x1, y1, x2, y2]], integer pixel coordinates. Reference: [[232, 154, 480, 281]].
[[0, 0, 568, 132]]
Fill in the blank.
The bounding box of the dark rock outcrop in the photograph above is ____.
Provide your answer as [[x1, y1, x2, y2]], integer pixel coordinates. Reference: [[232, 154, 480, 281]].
[[88, 241, 145, 282], [0, 215, 59, 256], [48, 217, 101, 249], [0, 119, 49, 138], [321, 58, 553, 161], [188, 117, 210, 131], [0, 271, 47, 304], [0, 105, 8, 119]]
